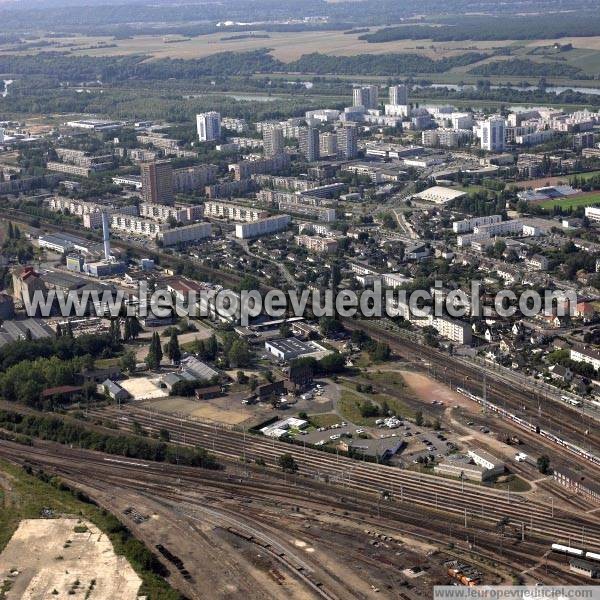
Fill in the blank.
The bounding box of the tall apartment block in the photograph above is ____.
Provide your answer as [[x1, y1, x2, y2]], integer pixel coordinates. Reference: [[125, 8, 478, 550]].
[[352, 85, 379, 110], [196, 111, 221, 142], [140, 160, 174, 205], [336, 124, 358, 159], [298, 127, 320, 162], [388, 84, 408, 106], [263, 125, 284, 157]]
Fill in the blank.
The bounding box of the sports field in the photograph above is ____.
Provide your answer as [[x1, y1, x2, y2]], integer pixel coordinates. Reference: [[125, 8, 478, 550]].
[[538, 192, 600, 211]]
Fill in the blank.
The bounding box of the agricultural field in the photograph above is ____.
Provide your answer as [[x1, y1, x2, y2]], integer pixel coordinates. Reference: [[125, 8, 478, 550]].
[[0, 31, 512, 62], [3, 31, 600, 83]]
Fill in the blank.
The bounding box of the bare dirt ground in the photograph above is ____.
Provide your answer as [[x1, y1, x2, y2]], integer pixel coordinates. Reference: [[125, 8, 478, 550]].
[[120, 376, 168, 401], [399, 370, 478, 410], [0, 518, 140, 599], [138, 396, 254, 425]]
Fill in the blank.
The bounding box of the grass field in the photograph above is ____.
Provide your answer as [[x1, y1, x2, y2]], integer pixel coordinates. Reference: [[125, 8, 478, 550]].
[[337, 383, 414, 426], [308, 412, 340, 428], [538, 192, 600, 210]]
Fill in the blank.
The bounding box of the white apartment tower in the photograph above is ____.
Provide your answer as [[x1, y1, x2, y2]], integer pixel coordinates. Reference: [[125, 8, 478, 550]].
[[389, 84, 408, 106], [196, 112, 221, 142], [481, 116, 506, 152], [352, 85, 379, 110]]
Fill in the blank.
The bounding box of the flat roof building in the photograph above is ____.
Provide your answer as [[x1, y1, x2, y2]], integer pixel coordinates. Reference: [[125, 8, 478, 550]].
[[265, 337, 328, 362], [415, 186, 467, 204], [235, 214, 290, 239]]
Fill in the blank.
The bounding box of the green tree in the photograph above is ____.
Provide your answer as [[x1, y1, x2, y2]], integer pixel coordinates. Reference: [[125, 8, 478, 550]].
[[228, 339, 250, 368], [414, 410, 424, 426], [278, 453, 298, 473], [145, 332, 163, 370], [128, 317, 142, 340], [537, 455, 551, 474], [167, 330, 181, 365], [120, 351, 136, 373], [123, 318, 132, 342]]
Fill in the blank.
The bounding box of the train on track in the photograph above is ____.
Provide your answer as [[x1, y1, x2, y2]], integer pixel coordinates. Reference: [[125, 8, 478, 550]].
[[456, 388, 600, 467], [551, 544, 600, 562]]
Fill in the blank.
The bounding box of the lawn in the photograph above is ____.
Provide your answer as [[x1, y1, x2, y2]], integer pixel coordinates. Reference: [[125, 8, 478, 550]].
[[539, 193, 600, 211], [337, 384, 415, 425], [491, 474, 531, 493], [308, 413, 340, 428], [338, 387, 379, 426]]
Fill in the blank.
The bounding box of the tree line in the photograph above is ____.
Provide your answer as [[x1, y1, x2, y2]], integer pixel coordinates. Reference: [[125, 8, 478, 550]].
[[0, 410, 221, 469]]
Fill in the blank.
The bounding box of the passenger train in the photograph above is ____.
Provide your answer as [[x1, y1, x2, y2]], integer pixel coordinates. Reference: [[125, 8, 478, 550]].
[[456, 388, 600, 467]]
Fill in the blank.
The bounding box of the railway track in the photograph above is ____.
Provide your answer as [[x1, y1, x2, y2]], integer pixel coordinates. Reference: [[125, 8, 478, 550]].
[[0, 439, 588, 586], [77, 404, 600, 546], [347, 321, 600, 460]]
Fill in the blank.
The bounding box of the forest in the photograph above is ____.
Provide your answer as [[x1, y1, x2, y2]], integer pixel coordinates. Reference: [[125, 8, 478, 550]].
[[469, 59, 586, 79], [0, 50, 493, 82], [360, 12, 600, 43]]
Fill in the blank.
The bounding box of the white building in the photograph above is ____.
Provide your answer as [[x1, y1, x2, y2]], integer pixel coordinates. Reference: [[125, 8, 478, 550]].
[[570, 345, 600, 371], [205, 201, 268, 222], [585, 206, 600, 222], [480, 116, 506, 152], [139, 202, 201, 224], [474, 220, 523, 236], [415, 186, 466, 204], [110, 214, 167, 237], [453, 215, 502, 234], [235, 214, 291, 239], [196, 112, 221, 142], [467, 448, 505, 477], [429, 315, 472, 345], [381, 273, 412, 288], [457, 232, 491, 247], [159, 222, 212, 246], [389, 84, 408, 106]]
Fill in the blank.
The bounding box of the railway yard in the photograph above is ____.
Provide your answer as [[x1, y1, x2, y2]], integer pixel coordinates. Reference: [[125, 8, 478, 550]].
[[1, 353, 600, 598], [0, 437, 598, 599]]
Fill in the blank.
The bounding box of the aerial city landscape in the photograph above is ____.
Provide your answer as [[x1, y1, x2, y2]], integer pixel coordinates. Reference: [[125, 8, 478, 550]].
[[2, 0, 600, 598]]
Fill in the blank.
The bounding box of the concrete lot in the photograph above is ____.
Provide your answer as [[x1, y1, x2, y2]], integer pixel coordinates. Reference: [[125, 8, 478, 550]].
[[0, 518, 140, 599], [120, 376, 167, 400]]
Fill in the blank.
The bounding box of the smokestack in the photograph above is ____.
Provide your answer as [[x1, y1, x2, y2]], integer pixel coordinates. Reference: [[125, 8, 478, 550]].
[[102, 212, 111, 261]]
